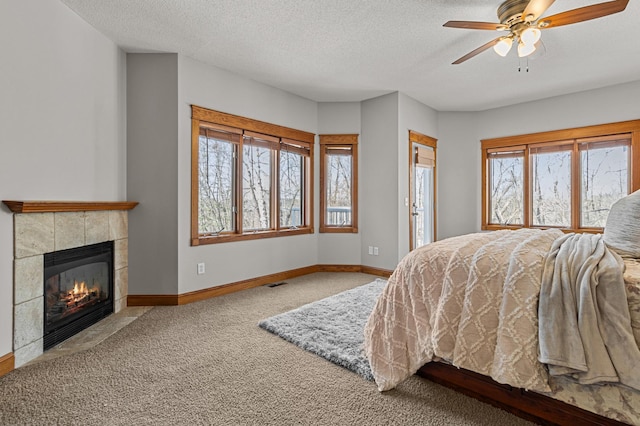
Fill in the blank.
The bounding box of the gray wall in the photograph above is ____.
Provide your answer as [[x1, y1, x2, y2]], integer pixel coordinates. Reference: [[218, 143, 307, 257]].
[[176, 56, 320, 294], [436, 80, 640, 240], [358, 93, 439, 269], [436, 112, 480, 239], [361, 93, 400, 270], [125, 54, 321, 295], [476, 80, 640, 138], [0, 0, 126, 356], [127, 54, 180, 295], [397, 93, 439, 259], [317, 102, 362, 265]]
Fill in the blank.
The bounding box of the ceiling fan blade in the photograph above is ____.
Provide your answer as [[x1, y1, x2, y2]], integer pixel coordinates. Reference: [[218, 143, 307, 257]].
[[443, 21, 507, 31], [522, 0, 556, 21], [452, 37, 502, 65], [538, 0, 629, 29]]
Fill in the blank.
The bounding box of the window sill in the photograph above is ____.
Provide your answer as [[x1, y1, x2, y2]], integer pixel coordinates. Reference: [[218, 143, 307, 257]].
[[319, 226, 358, 234], [482, 224, 603, 234], [192, 227, 313, 246]]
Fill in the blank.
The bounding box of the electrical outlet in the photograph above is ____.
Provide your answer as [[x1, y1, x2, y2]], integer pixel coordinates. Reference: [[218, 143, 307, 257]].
[[368, 246, 373, 255], [197, 263, 205, 275], [373, 247, 379, 256]]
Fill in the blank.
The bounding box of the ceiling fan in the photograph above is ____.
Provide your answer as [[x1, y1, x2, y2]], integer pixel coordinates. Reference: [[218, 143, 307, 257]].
[[444, 0, 629, 64]]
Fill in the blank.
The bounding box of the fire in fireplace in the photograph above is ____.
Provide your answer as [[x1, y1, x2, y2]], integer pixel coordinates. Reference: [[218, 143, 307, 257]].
[[44, 241, 114, 350]]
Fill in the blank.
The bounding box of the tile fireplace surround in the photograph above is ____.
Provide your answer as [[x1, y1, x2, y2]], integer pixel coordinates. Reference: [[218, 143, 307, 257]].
[[3, 201, 137, 367]]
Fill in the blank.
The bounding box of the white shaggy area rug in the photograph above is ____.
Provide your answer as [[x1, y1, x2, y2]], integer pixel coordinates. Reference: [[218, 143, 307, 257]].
[[258, 278, 387, 381]]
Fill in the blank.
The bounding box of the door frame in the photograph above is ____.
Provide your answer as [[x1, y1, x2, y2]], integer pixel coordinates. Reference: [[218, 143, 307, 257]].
[[409, 130, 438, 251]]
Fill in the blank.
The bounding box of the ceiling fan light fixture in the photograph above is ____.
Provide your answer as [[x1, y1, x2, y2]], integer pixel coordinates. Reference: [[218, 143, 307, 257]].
[[444, 0, 631, 65], [493, 37, 513, 56], [520, 27, 541, 45], [517, 40, 537, 57]]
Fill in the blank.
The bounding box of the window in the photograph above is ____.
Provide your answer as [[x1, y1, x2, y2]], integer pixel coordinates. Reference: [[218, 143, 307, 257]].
[[319, 134, 358, 233], [242, 133, 276, 231], [487, 148, 524, 226], [580, 138, 630, 228], [280, 139, 307, 228], [191, 105, 314, 245], [530, 143, 573, 227], [198, 125, 239, 235], [482, 120, 640, 232]]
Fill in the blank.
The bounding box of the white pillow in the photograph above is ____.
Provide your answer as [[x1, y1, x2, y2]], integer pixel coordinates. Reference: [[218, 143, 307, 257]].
[[604, 190, 640, 258]]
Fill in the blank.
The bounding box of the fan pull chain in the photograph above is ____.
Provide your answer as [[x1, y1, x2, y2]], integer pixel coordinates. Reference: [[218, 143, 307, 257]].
[[518, 57, 530, 73]]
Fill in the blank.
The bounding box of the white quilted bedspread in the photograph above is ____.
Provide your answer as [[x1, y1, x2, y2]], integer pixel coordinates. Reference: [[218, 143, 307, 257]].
[[364, 228, 563, 392]]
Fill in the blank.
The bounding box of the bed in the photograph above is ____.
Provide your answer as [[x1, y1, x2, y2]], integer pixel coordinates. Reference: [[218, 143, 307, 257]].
[[364, 191, 640, 425]]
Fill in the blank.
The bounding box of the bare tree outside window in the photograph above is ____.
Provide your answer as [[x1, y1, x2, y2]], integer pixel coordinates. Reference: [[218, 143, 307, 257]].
[[243, 143, 271, 230], [319, 135, 358, 234], [326, 150, 352, 226], [532, 149, 572, 227], [198, 135, 234, 234], [481, 123, 637, 232], [280, 150, 303, 227], [489, 152, 524, 225], [581, 143, 629, 227], [191, 106, 313, 245]]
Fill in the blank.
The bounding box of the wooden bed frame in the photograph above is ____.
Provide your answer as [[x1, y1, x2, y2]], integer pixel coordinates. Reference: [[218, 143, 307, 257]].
[[417, 362, 627, 425]]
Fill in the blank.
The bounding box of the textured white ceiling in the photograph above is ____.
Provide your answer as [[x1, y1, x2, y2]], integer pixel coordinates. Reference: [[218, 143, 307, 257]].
[[59, 0, 640, 111]]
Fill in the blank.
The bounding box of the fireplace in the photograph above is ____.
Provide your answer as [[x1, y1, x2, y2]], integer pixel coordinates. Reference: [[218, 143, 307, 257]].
[[44, 241, 114, 350], [4, 202, 136, 367]]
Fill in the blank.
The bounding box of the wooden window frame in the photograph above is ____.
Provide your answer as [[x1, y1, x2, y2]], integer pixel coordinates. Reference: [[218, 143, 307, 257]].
[[481, 119, 640, 233], [191, 105, 314, 245], [486, 147, 526, 227], [319, 134, 358, 233], [408, 130, 438, 250]]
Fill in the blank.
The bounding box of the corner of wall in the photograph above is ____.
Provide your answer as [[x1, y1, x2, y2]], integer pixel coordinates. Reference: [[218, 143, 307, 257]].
[[126, 53, 180, 296]]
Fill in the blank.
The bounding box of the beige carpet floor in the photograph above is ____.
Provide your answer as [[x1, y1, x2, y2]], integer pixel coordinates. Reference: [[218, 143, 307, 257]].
[[0, 272, 533, 425]]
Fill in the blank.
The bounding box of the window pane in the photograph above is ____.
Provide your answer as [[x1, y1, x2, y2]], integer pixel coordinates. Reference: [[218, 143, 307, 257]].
[[243, 144, 271, 230], [532, 149, 572, 227], [280, 150, 303, 228], [198, 135, 234, 234], [414, 165, 434, 247], [488, 152, 524, 225], [581, 143, 629, 227], [326, 150, 352, 226]]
